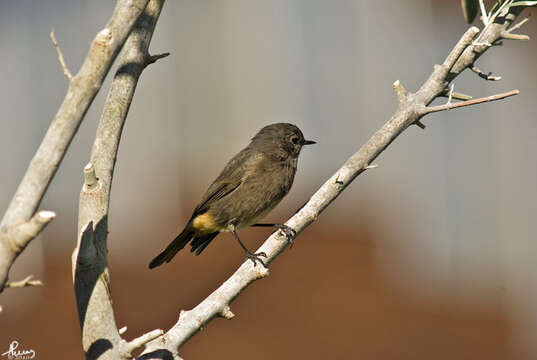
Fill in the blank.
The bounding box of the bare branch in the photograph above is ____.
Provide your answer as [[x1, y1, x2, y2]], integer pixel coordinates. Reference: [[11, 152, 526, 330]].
[[50, 29, 72, 81], [140, 5, 532, 358], [423, 89, 519, 114], [0, 0, 151, 292], [71, 0, 168, 359], [448, 3, 526, 78]]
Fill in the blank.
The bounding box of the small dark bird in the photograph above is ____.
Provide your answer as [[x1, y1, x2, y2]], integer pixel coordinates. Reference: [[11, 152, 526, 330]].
[[149, 123, 315, 269]]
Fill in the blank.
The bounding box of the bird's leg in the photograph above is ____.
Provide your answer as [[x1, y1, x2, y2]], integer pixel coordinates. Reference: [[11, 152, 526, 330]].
[[252, 223, 296, 247], [231, 230, 267, 268]]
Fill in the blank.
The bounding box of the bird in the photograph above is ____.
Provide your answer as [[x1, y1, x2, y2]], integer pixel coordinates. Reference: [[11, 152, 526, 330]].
[[149, 123, 315, 269]]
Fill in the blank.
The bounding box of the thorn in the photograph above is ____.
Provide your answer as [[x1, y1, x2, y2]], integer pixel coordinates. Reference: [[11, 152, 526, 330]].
[[50, 29, 72, 81], [119, 326, 127, 335], [414, 120, 426, 129], [447, 84, 454, 105], [364, 164, 379, 170], [507, 17, 530, 34], [441, 88, 472, 101], [146, 52, 171, 66]]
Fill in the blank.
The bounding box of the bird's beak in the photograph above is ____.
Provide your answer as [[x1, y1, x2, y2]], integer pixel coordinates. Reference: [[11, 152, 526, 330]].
[[302, 139, 316, 145]]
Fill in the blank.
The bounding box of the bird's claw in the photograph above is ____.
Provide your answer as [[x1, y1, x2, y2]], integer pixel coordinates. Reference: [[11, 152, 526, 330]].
[[275, 224, 296, 248], [246, 252, 268, 268]]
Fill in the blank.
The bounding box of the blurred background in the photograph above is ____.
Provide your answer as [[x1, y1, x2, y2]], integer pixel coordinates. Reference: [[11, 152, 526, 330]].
[[1, 1, 536, 359]]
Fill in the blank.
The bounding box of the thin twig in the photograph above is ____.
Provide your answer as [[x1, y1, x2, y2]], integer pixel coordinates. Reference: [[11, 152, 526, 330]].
[[501, 31, 530, 40], [471, 65, 502, 80], [479, 0, 489, 25], [50, 29, 72, 80], [447, 83, 455, 104], [423, 89, 519, 114], [5, 275, 42, 288], [507, 17, 530, 33], [441, 88, 472, 100]]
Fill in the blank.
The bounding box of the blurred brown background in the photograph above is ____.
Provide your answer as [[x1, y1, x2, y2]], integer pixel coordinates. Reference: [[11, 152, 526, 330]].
[[1, 1, 536, 359]]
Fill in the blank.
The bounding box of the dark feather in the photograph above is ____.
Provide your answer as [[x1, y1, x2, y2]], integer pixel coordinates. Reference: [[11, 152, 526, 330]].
[[190, 232, 219, 255]]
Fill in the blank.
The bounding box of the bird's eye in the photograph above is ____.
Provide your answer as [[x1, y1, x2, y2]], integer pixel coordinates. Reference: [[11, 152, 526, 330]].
[[290, 136, 299, 145]]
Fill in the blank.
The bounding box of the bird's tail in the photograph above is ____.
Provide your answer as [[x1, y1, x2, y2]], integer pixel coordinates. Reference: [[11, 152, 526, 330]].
[[149, 225, 195, 269]]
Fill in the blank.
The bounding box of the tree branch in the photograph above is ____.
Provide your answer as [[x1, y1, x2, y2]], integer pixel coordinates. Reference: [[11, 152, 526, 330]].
[[72, 0, 168, 359], [139, 4, 530, 359], [50, 29, 73, 81], [0, 0, 150, 292], [423, 89, 519, 114]]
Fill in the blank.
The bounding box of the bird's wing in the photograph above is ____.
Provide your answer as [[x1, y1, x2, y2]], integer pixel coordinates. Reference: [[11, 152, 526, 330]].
[[193, 181, 242, 216], [192, 148, 264, 216]]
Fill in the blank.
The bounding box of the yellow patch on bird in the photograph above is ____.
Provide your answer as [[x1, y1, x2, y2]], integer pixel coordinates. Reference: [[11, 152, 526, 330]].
[[192, 213, 222, 234]]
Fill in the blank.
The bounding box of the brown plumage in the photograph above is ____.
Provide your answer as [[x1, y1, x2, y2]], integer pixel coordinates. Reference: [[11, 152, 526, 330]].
[[149, 123, 314, 269]]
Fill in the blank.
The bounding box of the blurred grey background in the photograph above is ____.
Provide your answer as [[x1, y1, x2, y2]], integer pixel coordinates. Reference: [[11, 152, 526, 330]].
[[1, 1, 536, 359]]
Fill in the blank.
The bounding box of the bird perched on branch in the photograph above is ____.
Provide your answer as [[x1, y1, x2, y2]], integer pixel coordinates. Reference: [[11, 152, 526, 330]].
[[149, 123, 315, 269]]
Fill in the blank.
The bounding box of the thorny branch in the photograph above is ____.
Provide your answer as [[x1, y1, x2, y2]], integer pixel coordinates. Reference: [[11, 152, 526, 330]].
[[138, 4, 531, 359]]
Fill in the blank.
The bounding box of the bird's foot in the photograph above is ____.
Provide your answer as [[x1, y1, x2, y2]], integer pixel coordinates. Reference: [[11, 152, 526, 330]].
[[275, 224, 296, 248], [246, 251, 268, 268]]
